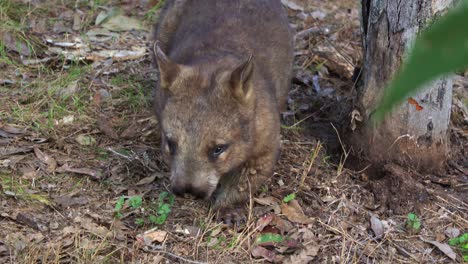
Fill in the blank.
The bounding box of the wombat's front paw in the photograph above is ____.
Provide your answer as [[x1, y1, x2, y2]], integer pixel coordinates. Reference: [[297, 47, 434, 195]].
[[217, 207, 246, 226]]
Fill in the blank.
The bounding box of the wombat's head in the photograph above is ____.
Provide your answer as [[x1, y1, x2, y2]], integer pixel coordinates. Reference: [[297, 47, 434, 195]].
[[154, 45, 256, 200]]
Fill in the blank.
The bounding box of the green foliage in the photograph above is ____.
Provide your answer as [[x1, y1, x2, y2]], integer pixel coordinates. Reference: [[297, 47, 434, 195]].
[[114, 197, 125, 219], [449, 233, 468, 261], [150, 192, 175, 225], [254, 233, 284, 245], [374, 3, 468, 121], [114, 196, 142, 218], [135, 218, 145, 226], [405, 213, 421, 233], [113, 192, 175, 226], [283, 193, 296, 203], [128, 196, 143, 209]]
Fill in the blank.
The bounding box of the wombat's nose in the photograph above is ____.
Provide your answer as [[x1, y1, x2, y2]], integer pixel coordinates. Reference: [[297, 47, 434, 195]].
[[171, 185, 187, 197], [171, 184, 206, 200]]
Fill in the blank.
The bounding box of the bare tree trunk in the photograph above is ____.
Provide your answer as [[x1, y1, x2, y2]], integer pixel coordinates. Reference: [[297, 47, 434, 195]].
[[354, 0, 456, 171]]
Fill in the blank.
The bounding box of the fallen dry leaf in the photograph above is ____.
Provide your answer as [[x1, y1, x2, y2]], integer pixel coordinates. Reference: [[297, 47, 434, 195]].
[[287, 243, 320, 264], [256, 214, 275, 232], [136, 174, 157, 186], [136, 228, 167, 246], [101, 14, 146, 32], [75, 216, 110, 238], [0, 124, 26, 135], [254, 196, 280, 206], [251, 246, 283, 263], [34, 148, 57, 172], [444, 227, 460, 239], [0, 146, 33, 158], [75, 134, 96, 146], [54, 195, 89, 207], [419, 236, 457, 261], [57, 164, 102, 180], [281, 0, 304, 11], [97, 117, 119, 139], [120, 123, 139, 139], [281, 202, 312, 224], [14, 213, 48, 232], [272, 216, 294, 234], [370, 214, 384, 239]]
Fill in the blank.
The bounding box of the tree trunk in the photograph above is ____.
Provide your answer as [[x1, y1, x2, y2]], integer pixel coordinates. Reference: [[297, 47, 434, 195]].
[[354, 0, 456, 171]]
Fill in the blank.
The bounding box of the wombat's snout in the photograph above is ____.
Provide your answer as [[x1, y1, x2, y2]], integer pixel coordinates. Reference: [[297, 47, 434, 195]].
[[171, 184, 207, 200]]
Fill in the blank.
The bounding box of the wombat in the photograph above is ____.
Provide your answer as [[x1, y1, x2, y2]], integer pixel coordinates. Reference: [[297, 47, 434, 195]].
[[152, 0, 294, 224]]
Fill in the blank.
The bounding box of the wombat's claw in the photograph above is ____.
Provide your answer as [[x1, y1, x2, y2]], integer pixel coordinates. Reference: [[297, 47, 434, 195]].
[[218, 208, 246, 226]]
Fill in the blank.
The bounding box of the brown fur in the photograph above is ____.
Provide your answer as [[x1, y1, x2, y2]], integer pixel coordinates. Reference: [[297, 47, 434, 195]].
[[151, 0, 294, 217]]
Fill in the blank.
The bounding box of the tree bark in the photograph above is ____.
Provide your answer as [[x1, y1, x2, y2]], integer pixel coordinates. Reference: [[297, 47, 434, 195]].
[[354, 0, 456, 171]]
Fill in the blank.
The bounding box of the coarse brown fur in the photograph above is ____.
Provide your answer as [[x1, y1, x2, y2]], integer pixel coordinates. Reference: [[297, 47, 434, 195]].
[[151, 0, 294, 222]]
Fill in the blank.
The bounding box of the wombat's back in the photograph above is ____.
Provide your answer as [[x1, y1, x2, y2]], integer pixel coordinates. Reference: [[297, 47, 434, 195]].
[[154, 0, 293, 109]]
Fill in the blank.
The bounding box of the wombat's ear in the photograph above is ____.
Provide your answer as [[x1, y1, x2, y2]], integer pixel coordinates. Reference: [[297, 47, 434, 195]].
[[154, 42, 180, 89], [229, 55, 255, 106]]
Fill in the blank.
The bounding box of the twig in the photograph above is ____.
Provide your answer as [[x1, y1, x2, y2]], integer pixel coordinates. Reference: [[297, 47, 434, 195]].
[[107, 147, 134, 161]]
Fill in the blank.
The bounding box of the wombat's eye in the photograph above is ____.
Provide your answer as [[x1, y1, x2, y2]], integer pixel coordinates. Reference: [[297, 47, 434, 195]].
[[211, 144, 229, 158], [166, 139, 177, 156]]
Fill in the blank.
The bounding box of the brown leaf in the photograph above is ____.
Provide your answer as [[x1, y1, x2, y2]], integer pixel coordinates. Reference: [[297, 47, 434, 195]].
[[74, 216, 110, 238], [287, 243, 320, 264], [0, 31, 31, 56], [280, 202, 312, 224], [419, 236, 457, 261], [34, 148, 57, 172], [97, 117, 118, 139], [370, 215, 384, 239], [136, 228, 167, 246], [271, 216, 294, 234], [54, 195, 89, 207], [0, 146, 33, 158], [14, 213, 48, 232], [57, 164, 102, 180], [19, 165, 38, 179], [0, 124, 26, 135], [256, 214, 275, 232], [136, 174, 157, 186], [120, 123, 139, 139], [254, 196, 280, 206], [251, 246, 283, 263]]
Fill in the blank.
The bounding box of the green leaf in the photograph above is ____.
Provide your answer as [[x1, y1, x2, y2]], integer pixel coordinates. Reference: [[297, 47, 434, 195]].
[[155, 214, 167, 225], [115, 212, 123, 219], [128, 196, 142, 209], [158, 203, 171, 215], [283, 193, 296, 203], [373, 3, 468, 121], [135, 218, 145, 226], [405, 213, 421, 233], [148, 215, 158, 224], [254, 233, 284, 245], [114, 196, 125, 212]]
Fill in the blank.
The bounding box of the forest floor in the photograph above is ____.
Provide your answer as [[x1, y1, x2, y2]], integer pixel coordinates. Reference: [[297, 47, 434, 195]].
[[0, 0, 467, 263]]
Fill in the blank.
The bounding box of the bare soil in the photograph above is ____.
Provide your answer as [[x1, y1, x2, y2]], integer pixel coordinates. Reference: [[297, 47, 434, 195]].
[[0, 0, 467, 263]]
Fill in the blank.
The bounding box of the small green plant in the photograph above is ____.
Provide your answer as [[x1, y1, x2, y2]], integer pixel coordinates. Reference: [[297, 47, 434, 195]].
[[114, 193, 175, 226], [128, 196, 143, 209], [283, 193, 296, 203], [448, 233, 468, 261], [149, 191, 175, 225], [114, 196, 143, 219], [405, 213, 421, 233], [114, 196, 126, 219], [135, 218, 145, 227]]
